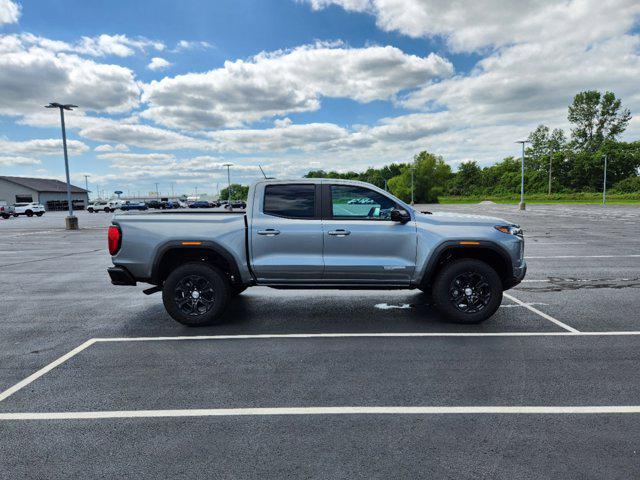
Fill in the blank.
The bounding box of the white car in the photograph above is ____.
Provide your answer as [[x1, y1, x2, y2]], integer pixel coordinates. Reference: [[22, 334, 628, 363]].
[[13, 202, 45, 217], [88, 201, 116, 213]]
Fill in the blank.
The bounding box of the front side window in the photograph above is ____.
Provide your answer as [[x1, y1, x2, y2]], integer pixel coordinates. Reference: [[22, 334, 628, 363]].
[[264, 184, 315, 219], [331, 185, 396, 220]]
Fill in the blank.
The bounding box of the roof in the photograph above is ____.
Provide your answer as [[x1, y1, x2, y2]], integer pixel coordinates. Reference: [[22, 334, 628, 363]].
[[0, 176, 88, 194]]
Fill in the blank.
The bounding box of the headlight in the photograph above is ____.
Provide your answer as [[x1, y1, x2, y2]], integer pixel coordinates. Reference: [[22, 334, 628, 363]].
[[495, 225, 523, 236]]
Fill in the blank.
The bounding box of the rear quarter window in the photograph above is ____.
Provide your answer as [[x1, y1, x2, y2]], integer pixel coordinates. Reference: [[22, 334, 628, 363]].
[[264, 184, 315, 219]]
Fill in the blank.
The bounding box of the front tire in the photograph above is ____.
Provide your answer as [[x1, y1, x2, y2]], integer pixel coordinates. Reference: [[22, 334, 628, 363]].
[[36, 212, 43, 217], [26, 210, 33, 217], [432, 259, 502, 324], [162, 263, 230, 326]]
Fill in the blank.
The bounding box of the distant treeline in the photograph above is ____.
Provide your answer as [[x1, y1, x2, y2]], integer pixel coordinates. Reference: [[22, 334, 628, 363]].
[[306, 90, 640, 203]]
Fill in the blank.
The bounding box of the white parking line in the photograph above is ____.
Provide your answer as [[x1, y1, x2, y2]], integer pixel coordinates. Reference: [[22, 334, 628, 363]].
[[5, 330, 640, 404], [526, 255, 640, 259], [0, 339, 96, 403], [2, 405, 640, 421], [503, 293, 579, 333]]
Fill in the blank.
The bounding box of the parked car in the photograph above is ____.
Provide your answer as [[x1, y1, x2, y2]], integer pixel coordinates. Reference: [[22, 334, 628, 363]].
[[13, 202, 45, 217], [166, 201, 181, 209], [107, 178, 526, 327], [88, 201, 115, 213], [189, 201, 210, 208], [224, 200, 246, 209], [145, 200, 163, 209], [0, 202, 15, 219], [119, 202, 148, 211]]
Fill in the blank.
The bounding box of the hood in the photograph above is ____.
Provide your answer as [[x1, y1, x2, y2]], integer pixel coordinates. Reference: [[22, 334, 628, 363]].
[[415, 210, 514, 227]]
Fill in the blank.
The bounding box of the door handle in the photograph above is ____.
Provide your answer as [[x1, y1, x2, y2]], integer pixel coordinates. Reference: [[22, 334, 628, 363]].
[[328, 229, 351, 236], [257, 229, 280, 236]]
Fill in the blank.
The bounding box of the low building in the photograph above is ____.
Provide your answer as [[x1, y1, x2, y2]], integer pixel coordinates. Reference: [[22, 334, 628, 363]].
[[0, 176, 90, 211]]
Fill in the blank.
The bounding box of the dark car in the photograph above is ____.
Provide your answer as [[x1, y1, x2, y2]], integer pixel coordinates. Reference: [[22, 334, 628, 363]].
[[189, 201, 210, 208], [120, 202, 148, 211], [145, 200, 163, 209], [225, 200, 247, 209]]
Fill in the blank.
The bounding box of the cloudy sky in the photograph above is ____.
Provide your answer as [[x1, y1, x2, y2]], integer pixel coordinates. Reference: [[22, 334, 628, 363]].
[[1, 0, 639, 196]]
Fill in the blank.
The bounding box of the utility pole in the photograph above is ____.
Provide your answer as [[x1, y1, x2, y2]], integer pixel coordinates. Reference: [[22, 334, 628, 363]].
[[171, 182, 174, 198], [384, 179, 388, 191], [602, 153, 608, 206], [195, 186, 198, 199], [223, 163, 233, 208], [515, 140, 530, 210], [155, 183, 159, 199], [46, 102, 78, 229], [410, 166, 415, 205], [548, 147, 553, 196]]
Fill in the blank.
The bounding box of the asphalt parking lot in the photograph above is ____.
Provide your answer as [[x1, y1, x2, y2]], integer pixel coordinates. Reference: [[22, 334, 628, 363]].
[[1, 204, 640, 479]]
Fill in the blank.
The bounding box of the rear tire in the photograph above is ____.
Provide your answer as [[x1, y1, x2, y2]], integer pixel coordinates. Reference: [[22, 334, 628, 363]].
[[162, 262, 230, 327], [26, 210, 33, 217], [432, 259, 502, 324], [1, 214, 9, 219]]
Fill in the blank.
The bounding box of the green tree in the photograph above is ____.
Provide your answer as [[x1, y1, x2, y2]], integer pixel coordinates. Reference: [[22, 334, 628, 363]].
[[568, 90, 631, 151], [387, 151, 452, 203], [220, 183, 249, 201], [449, 161, 482, 196]]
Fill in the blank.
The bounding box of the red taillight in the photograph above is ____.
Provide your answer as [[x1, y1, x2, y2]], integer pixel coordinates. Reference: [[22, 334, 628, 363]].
[[108, 225, 121, 255]]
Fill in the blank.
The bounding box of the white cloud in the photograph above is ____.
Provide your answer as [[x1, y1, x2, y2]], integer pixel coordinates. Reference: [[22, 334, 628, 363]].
[[75, 34, 164, 57], [16, 33, 165, 57], [400, 35, 640, 122], [97, 152, 175, 163], [141, 42, 453, 129], [0, 138, 89, 157], [147, 57, 171, 71], [301, 0, 640, 52], [0, 0, 20, 25], [0, 37, 140, 115], [206, 122, 349, 152], [94, 143, 129, 152], [78, 123, 212, 150], [0, 156, 40, 166], [174, 40, 213, 51]]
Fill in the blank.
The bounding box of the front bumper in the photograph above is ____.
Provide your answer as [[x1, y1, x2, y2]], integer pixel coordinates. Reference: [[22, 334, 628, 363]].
[[107, 266, 137, 286], [504, 261, 527, 289]]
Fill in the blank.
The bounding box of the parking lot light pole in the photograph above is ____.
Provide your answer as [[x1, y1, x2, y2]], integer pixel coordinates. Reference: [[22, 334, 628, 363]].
[[410, 166, 415, 205], [602, 153, 608, 206], [548, 147, 553, 196], [46, 102, 78, 230], [223, 163, 233, 208], [515, 140, 529, 210]]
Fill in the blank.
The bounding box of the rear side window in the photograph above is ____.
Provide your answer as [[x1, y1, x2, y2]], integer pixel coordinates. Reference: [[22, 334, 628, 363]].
[[264, 184, 315, 219]]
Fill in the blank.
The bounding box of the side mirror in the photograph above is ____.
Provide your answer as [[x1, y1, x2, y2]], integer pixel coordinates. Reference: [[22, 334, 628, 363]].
[[390, 208, 410, 224]]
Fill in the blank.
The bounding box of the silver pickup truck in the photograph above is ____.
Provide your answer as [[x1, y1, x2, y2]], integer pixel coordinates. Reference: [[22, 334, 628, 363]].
[[108, 178, 526, 326]]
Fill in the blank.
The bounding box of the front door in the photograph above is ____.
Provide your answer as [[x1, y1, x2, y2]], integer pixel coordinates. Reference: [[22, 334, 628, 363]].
[[250, 183, 323, 284], [322, 184, 416, 285]]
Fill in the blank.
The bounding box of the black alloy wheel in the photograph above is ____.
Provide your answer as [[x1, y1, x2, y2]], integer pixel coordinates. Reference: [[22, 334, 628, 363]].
[[432, 259, 502, 324], [174, 274, 216, 317], [162, 262, 230, 326], [449, 271, 492, 313]]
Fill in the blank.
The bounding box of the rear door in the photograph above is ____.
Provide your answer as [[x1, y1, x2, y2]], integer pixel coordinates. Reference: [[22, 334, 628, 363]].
[[250, 183, 323, 284], [322, 184, 417, 285]]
